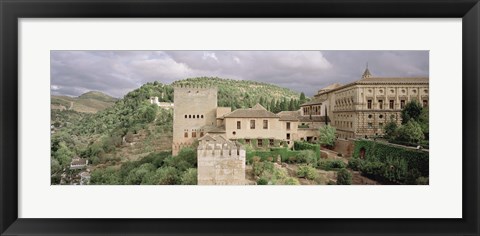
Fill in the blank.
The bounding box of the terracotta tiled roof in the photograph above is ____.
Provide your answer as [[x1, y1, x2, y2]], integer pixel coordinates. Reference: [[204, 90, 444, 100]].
[[277, 111, 300, 121], [224, 103, 279, 118], [300, 97, 327, 106]]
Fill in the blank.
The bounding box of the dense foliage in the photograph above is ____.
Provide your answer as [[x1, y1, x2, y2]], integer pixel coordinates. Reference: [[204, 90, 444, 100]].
[[385, 100, 429, 147], [90, 148, 197, 185], [318, 125, 336, 147], [172, 77, 304, 112], [294, 141, 321, 158], [252, 160, 299, 185], [349, 140, 429, 184]]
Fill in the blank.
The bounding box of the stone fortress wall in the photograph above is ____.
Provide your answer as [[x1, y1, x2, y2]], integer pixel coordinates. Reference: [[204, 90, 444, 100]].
[[197, 135, 246, 185]]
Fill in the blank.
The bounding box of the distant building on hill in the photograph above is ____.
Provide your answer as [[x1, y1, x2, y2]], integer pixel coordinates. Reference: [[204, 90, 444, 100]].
[[149, 96, 174, 109], [70, 157, 88, 170]]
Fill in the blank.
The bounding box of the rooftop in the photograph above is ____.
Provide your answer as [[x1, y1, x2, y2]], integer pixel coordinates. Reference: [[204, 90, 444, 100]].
[[223, 103, 279, 118]]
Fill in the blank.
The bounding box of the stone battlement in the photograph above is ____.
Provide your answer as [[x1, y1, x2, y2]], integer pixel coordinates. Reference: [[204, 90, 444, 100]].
[[197, 134, 246, 185], [173, 84, 218, 90]]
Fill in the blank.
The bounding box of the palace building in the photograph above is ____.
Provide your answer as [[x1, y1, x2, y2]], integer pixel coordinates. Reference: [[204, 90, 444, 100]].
[[303, 66, 429, 139]]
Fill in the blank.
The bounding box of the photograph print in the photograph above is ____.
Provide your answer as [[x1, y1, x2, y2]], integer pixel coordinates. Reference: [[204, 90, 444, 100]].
[[50, 50, 429, 185]]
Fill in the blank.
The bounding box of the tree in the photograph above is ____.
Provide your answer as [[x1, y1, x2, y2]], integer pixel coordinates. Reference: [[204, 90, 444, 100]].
[[418, 107, 429, 139], [396, 120, 425, 144], [180, 168, 197, 185], [299, 92, 306, 104], [54, 141, 73, 167], [383, 120, 398, 140], [318, 125, 336, 148], [401, 100, 423, 124], [143, 105, 157, 123], [288, 98, 295, 111]]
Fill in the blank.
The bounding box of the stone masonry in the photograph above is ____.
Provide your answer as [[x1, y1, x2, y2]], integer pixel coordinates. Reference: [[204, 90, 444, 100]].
[[197, 134, 246, 185]]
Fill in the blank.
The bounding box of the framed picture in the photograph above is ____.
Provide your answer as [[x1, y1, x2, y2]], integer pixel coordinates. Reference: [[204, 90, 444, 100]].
[[1, 0, 479, 235]]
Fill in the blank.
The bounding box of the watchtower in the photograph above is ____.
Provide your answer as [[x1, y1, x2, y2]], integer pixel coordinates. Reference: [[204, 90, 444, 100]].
[[172, 85, 218, 156]]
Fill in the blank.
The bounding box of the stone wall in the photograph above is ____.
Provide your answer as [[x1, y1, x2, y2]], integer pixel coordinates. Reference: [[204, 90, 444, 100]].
[[197, 137, 246, 185], [333, 139, 355, 158]]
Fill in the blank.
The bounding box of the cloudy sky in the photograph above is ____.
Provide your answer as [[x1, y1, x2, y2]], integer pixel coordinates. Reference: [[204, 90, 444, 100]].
[[51, 50, 429, 98]]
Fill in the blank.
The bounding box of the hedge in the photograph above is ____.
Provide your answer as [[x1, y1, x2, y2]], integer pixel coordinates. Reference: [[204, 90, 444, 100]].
[[294, 141, 321, 158], [351, 140, 429, 184], [246, 147, 299, 164]]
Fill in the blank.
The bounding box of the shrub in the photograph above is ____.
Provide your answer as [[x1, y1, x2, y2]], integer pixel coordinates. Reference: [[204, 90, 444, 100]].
[[297, 165, 318, 180], [257, 177, 268, 185], [347, 158, 362, 171], [253, 161, 274, 177], [337, 168, 352, 185], [284, 177, 300, 185], [318, 159, 346, 170], [294, 141, 321, 158], [296, 150, 318, 166], [180, 168, 197, 185], [251, 139, 258, 148]]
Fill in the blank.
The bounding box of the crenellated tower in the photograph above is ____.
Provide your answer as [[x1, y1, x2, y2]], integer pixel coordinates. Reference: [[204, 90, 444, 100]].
[[172, 84, 218, 156]]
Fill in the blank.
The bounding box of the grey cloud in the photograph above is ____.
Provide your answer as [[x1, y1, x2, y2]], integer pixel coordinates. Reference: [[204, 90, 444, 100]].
[[51, 50, 428, 98]]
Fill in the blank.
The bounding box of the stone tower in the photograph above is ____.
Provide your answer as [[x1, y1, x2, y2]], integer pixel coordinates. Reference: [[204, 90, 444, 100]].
[[172, 85, 218, 156], [197, 134, 246, 185]]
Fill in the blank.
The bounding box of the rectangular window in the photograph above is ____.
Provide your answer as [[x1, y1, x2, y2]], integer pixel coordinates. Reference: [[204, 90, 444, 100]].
[[237, 121, 241, 129], [368, 123, 373, 129], [378, 100, 383, 109], [389, 100, 394, 109], [269, 139, 274, 146], [192, 131, 196, 138], [245, 139, 250, 144], [184, 132, 188, 138], [263, 120, 268, 129], [200, 132, 204, 137], [258, 139, 263, 147], [286, 133, 291, 140], [286, 122, 291, 130], [423, 100, 428, 107], [367, 100, 372, 109], [250, 120, 255, 129], [401, 100, 406, 109]]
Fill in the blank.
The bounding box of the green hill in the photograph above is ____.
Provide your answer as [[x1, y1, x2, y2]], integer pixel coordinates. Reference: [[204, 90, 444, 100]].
[[50, 77, 307, 184], [172, 77, 302, 111], [51, 91, 117, 113]]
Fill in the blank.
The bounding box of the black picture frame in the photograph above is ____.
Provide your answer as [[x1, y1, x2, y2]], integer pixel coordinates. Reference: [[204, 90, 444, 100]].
[[1, 0, 479, 235]]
